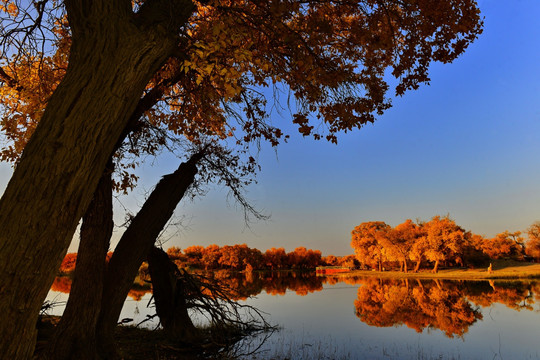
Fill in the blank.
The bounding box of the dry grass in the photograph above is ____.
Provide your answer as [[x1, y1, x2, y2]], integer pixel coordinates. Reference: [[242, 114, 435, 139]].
[[341, 260, 540, 281]]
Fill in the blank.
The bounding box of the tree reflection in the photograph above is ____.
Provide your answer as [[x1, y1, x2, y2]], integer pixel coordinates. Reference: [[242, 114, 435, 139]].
[[50, 276, 153, 301], [466, 280, 536, 311], [353, 278, 540, 338], [354, 278, 483, 338], [198, 270, 326, 299], [50, 272, 538, 337]]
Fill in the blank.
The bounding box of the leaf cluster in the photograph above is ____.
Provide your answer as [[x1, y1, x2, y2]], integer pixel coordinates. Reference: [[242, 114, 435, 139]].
[[1, 0, 484, 190]]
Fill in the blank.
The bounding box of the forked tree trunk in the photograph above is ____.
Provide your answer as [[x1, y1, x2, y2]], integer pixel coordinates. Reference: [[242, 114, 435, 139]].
[[0, 4, 194, 357], [147, 246, 199, 340], [43, 164, 114, 360], [97, 153, 203, 358]]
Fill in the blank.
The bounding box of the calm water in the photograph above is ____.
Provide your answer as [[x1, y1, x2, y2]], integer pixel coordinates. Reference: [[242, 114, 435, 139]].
[[46, 273, 540, 360]]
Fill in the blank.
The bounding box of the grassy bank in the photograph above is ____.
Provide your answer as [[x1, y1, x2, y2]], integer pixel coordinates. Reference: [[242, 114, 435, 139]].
[[341, 260, 540, 280]]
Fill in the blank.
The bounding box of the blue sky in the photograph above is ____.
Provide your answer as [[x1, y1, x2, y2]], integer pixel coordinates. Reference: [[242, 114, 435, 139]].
[[1, 0, 540, 256]]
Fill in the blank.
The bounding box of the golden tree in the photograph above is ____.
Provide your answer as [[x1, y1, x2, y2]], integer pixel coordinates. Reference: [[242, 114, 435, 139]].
[[0, 1, 482, 358], [423, 215, 469, 273], [351, 221, 391, 271], [526, 222, 540, 261]]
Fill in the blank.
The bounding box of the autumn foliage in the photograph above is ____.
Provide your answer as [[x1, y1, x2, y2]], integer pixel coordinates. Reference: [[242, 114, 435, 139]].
[[166, 244, 325, 271], [58, 215, 540, 277], [351, 216, 537, 272], [0, 0, 484, 159], [58, 216, 540, 276], [0, 1, 487, 358], [58, 251, 113, 274], [59, 244, 359, 274], [525, 222, 540, 262]]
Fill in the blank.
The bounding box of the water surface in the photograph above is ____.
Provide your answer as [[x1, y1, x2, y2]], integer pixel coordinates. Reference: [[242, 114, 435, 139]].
[[46, 273, 540, 359]]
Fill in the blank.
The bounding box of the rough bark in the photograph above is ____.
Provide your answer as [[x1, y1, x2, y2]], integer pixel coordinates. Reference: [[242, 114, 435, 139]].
[[0, 3, 194, 357], [43, 164, 114, 360], [147, 246, 199, 340], [97, 152, 203, 358]]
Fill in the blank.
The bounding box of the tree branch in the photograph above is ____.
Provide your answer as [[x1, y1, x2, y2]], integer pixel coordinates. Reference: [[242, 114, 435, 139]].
[[0, 67, 23, 92], [135, 0, 195, 33]]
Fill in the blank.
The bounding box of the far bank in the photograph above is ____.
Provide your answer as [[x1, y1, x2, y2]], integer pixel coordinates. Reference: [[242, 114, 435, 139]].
[[335, 260, 540, 280]]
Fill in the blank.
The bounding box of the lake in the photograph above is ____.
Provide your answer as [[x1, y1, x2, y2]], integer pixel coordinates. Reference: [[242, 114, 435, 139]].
[[46, 273, 540, 359]]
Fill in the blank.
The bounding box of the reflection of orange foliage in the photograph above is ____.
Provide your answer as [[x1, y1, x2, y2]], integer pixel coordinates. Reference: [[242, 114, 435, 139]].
[[468, 281, 534, 310], [533, 282, 540, 302], [324, 276, 340, 286], [293, 282, 323, 296], [50, 276, 152, 301], [354, 278, 482, 338], [194, 270, 327, 299], [50, 277, 72, 293]]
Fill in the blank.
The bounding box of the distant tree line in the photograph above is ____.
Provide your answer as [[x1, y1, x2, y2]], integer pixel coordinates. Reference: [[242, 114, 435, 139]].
[[58, 218, 540, 276], [166, 244, 358, 271], [351, 216, 540, 273], [59, 245, 359, 274]]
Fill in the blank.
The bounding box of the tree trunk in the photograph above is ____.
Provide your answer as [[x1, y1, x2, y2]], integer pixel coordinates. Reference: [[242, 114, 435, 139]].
[[147, 247, 199, 340], [97, 153, 203, 357], [432, 260, 440, 273], [43, 164, 114, 360], [0, 4, 194, 357], [403, 260, 408, 273], [413, 259, 422, 273]]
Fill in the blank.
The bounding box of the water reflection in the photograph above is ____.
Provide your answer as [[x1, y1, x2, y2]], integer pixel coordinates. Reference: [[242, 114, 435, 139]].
[[205, 270, 325, 298], [51, 276, 153, 301], [466, 280, 538, 310], [353, 278, 481, 338], [51, 272, 539, 339]]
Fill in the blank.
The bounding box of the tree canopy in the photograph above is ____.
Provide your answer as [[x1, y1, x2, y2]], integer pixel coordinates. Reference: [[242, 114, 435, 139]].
[[1, 0, 484, 156], [0, 1, 483, 358], [351, 217, 540, 273]]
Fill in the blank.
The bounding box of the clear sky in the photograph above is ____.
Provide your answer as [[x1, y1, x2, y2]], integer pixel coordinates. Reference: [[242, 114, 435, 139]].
[[1, 0, 539, 256]]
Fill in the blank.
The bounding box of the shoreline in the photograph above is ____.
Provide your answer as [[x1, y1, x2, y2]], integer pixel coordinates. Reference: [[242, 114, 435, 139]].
[[331, 261, 540, 281]]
